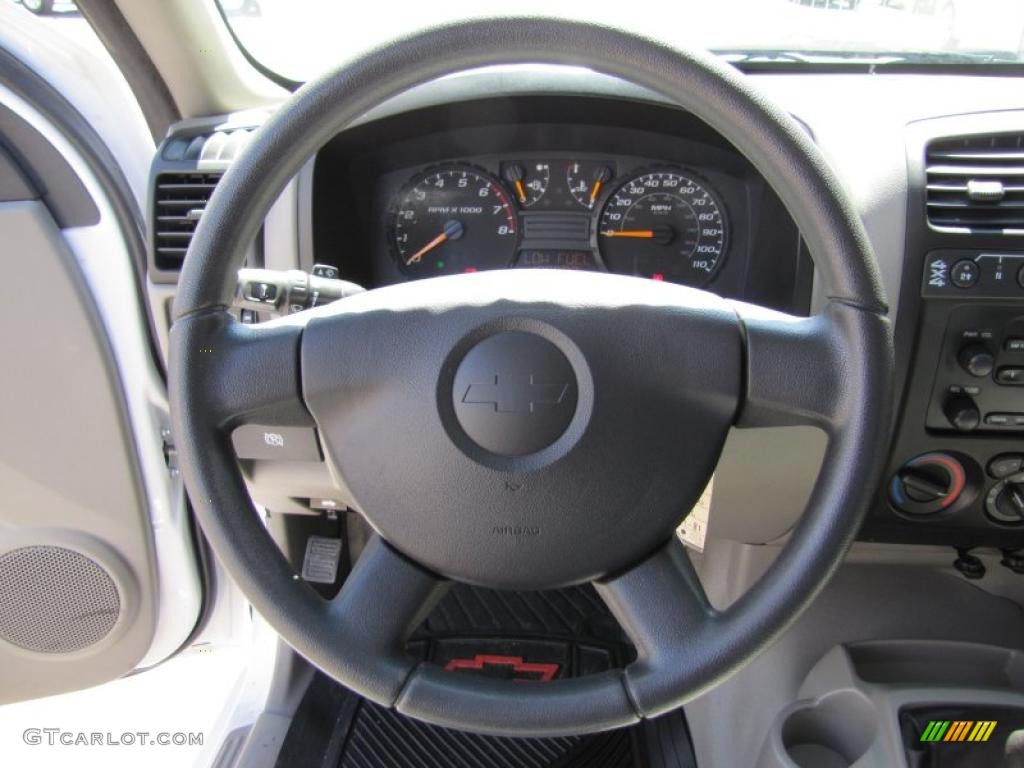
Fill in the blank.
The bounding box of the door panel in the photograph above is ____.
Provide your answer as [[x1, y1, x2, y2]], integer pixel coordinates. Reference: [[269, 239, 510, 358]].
[[0, 200, 158, 702], [0, 16, 202, 701]]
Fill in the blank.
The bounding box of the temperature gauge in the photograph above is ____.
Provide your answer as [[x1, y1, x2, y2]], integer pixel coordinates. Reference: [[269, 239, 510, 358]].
[[567, 162, 613, 209]]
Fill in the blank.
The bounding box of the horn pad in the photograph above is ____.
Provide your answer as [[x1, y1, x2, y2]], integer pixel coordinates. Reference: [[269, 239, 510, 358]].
[[452, 332, 579, 458], [301, 271, 742, 589]]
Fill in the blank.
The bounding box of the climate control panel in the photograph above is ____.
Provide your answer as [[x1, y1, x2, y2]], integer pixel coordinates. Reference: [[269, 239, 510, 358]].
[[888, 452, 1024, 527]]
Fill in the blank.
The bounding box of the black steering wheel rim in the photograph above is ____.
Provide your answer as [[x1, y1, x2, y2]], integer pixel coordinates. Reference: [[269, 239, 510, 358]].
[[170, 18, 893, 736]]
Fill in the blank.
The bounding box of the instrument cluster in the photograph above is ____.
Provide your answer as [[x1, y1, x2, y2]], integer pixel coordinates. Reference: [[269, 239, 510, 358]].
[[384, 155, 730, 288]]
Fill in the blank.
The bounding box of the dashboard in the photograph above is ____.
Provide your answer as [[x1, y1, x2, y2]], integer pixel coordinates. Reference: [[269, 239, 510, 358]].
[[148, 71, 1024, 551]]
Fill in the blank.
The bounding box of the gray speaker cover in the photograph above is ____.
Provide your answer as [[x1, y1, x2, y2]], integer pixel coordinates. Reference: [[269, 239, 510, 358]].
[[0, 546, 120, 654]]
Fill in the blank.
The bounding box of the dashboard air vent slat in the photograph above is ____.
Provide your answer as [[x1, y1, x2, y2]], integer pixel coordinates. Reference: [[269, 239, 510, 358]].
[[152, 172, 220, 271], [926, 133, 1024, 234]]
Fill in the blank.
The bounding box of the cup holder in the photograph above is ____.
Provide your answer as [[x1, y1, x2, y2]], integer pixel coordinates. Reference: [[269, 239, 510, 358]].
[[759, 690, 879, 768]]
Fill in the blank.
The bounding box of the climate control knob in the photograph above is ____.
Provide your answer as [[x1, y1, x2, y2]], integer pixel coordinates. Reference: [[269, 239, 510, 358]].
[[944, 395, 981, 432], [986, 471, 1024, 524], [890, 452, 967, 515], [958, 343, 995, 378]]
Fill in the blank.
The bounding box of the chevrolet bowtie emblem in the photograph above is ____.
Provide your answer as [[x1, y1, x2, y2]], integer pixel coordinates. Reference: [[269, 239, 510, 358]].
[[462, 374, 570, 414]]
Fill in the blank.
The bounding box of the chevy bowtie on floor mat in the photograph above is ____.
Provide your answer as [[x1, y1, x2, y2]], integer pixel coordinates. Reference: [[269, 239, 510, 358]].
[[273, 584, 697, 768]]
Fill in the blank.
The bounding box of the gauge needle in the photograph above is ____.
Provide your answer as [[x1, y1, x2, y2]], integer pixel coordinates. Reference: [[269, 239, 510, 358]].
[[602, 228, 653, 238], [514, 179, 527, 204], [406, 219, 463, 265], [601, 225, 673, 244], [588, 179, 603, 207]]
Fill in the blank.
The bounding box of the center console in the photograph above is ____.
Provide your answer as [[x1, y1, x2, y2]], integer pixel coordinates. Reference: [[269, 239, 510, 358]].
[[757, 641, 1024, 768]]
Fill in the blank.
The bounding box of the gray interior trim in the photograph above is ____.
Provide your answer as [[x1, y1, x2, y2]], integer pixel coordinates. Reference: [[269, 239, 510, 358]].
[[0, 102, 98, 227], [0, 41, 162, 368], [0, 81, 203, 674], [75, 0, 181, 141], [295, 158, 315, 273], [758, 640, 1024, 767], [0, 200, 156, 700], [0, 142, 35, 201], [689, 541, 1024, 766], [111, 0, 286, 118]]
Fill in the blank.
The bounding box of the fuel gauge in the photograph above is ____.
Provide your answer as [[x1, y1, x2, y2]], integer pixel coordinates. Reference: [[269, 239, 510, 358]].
[[567, 162, 612, 209]]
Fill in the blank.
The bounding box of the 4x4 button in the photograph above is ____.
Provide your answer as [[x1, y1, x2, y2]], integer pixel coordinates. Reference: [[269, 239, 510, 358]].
[[950, 260, 979, 288]]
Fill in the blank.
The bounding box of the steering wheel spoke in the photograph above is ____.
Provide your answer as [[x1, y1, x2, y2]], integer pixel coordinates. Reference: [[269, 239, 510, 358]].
[[325, 536, 449, 704], [595, 538, 715, 715], [170, 309, 312, 432], [732, 300, 888, 432]]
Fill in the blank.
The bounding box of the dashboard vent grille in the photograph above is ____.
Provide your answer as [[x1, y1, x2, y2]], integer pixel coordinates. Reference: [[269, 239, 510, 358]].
[[926, 133, 1024, 234], [152, 172, 221, 271]]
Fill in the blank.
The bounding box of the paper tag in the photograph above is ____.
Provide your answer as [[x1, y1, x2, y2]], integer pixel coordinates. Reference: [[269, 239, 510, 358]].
[[301, 536, 342, 584], [676, 476, 713, 553]]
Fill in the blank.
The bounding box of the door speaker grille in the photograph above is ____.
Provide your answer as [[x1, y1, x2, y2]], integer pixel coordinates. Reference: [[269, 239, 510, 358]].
[[0, 546, 120, 653]]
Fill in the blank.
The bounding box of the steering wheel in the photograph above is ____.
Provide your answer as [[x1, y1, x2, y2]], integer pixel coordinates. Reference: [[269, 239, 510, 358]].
[[170, 19, 892, 736]]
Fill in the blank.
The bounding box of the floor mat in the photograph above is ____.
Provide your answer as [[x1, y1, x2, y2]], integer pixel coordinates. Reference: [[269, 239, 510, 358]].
[[407, 583, 636, 682], [340, 697, 637, 768], [274, 585, 696, 768]]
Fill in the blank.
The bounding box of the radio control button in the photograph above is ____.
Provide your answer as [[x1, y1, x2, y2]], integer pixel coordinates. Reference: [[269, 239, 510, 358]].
[[958, 343, 994, 377], [944, 395, 980, 431], [996, 367, 1024, 385]]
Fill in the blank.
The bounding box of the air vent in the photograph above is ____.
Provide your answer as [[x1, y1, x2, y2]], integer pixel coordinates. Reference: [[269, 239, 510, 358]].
[[926, 133, 1024, 234], [152, 172, 220, 271]]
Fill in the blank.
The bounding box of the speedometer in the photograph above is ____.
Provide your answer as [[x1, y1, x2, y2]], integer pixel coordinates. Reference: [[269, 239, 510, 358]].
[[390, 166, 518, 277], [597, 170, 727, 287]]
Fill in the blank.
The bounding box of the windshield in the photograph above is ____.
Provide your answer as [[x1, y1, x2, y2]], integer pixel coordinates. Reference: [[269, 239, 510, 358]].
[[219, 0, 1023, 82]]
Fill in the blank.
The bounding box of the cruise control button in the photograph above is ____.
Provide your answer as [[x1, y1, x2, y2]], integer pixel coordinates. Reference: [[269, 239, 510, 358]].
[[310, 498, 344, 511], [990, 454, 1024, 479], [231, 425, 322, 461], [996, 367, 1024, 385], [246, 281, 278, 303], [311, 263, 340, 279], [950, 259, 979, 288]]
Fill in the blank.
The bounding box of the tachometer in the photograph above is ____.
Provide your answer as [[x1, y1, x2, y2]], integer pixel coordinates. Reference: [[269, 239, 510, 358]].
[[390, 166, 518, 277], [597, 170, 727, 286]]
